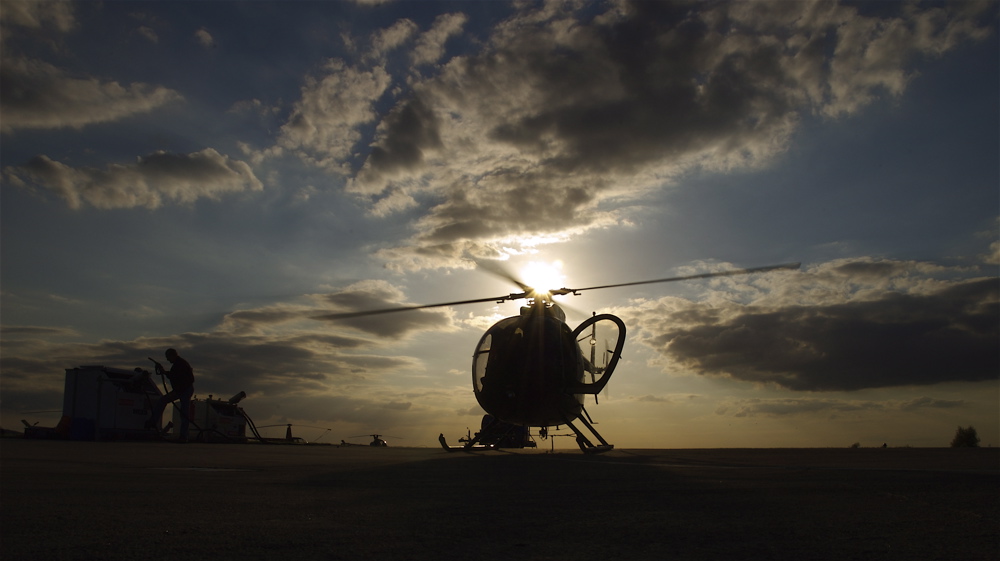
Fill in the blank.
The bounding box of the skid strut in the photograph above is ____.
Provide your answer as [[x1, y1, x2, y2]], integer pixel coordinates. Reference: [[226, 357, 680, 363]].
[[564, 413, 613, 454]]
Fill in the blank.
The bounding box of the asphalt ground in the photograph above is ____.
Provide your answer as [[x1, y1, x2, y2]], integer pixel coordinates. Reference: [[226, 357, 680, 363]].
[[1, 440, 997, 561]]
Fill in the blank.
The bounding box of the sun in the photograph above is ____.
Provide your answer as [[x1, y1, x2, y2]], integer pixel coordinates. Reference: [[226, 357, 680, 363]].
[[520, 260, 566, 291]]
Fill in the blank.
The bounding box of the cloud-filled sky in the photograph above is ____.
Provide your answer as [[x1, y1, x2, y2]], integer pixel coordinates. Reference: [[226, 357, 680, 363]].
[[2, 0, 997, 448]]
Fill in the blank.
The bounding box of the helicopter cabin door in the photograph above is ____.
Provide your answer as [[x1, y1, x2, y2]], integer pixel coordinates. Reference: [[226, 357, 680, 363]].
[[568, 314, 626, 395]]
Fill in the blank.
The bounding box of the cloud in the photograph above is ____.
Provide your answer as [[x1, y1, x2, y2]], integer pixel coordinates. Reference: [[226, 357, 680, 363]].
[[715, 397, 882, 418], [0, 54, 184, 134], [627, 259, 999, 392], [369, 18, 418, 60], [195, 27, 215, 48], [337, 1, 994, 270], [274, 59, 393, 173], [411, 12, 467, 66], [898, 397, 966, 413], [988, 241, 1000, 266], [715, 396, 968, 418], [634, 394, 698, 404], [0, 5, 181, 134], [352, 93, 443, 186], [1, 325, 79, 338], [215, 280, 458, 340], [982, 219, 1000, 265], [3, 149, 264, 209], [312, 280, 456, 338], [0, 0, 76, 33], [228, 98, 281, 118], [261, 14, 462, 176], [136, 25, 159, 44]]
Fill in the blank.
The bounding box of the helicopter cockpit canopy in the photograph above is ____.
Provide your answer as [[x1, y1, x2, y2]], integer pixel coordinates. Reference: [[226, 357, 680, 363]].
[[470, 309, 585, 426], [472, 316, 519, 393], [470, 307, 627, 425]]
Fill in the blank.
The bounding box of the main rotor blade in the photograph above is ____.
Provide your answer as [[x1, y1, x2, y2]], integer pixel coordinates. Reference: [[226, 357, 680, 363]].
[[313, 293, 524, 320], [553, 262, 800, 294], [474, 259, 532, 292], [313, 262, 800, 321]]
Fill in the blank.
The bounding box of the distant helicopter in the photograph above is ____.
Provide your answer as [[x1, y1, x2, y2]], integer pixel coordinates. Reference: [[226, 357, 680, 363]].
[[318, 263, 799, 453], [346, 434, 395, 447], [257, 424, 332, 444]]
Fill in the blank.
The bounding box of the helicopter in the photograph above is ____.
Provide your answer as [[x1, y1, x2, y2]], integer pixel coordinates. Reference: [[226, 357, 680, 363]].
[[345, 434, 395, 447], [317, 262, 800, 453], [256, 423, 332, 444]]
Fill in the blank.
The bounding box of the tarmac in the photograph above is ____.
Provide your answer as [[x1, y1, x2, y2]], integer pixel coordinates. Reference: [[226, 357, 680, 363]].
[[1, 439, 997, 561]]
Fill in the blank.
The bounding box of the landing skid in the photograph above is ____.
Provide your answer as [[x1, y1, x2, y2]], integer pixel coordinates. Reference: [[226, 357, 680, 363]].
[[564, 412, 614, 454], [440, 413, 614, 454], [438, 432, 495, 451]]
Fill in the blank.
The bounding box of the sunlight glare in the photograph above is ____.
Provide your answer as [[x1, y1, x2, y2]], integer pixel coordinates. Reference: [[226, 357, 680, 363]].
[[520, 260, 566, 291]]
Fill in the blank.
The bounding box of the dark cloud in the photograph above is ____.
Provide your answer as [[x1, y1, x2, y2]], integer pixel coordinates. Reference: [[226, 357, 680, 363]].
[[0, 1, 182, 134], [715, 396, 969, 418], [0, 0, 76, 33], [828, 260, 941, 281], [716, 398, 883, 418], [344, 0, 994, 269], [1, 325, 78, 337], [480, 2, 795, 175], [356, 95, 443, 185], [3, 149, 263, 209], [220, 308, 309, 333], [331, 312, 452, 339], [313, 280, 455, 338], [0, 56, 182, 134], [898, 397, 966, 412], [634, 264, 999, 391], [412, 176, 597, 245]]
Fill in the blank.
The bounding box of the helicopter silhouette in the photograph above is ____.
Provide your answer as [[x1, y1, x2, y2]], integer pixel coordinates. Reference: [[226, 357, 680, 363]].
[[318, 262, 800, 453], [257, 423, 332, 444], [345, 434, 398, 447]]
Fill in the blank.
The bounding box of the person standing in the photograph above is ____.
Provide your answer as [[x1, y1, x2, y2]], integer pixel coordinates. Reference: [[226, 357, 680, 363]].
[[146, 348, 195, 442]]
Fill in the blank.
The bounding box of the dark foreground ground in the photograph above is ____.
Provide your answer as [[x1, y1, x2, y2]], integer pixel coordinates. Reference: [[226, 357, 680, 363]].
[[1, 440, 997, 561]]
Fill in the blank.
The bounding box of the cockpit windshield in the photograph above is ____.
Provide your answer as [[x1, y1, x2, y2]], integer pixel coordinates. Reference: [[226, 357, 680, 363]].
[[472, 316, 520, 393]]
